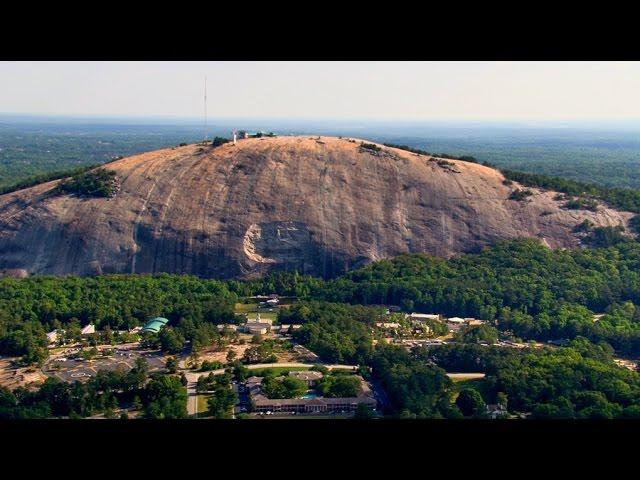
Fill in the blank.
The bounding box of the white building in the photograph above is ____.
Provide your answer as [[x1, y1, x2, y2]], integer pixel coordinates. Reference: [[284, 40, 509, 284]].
[[80, 324, 95, 335], [465, 318, 485, 325], [408, 313, 441, 322], [446, 317, 467, 324], [244, 323, 270, 335], [446, 317, 467, 332], [216, 324, 239, 332], [376, 322, 401, 329], [46, 330, 58, 344]]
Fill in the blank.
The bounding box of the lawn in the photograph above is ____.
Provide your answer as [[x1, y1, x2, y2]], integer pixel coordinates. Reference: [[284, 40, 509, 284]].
[[234, 302, 278, 321], [449, 373, 486, 382], [451, 378, 489, 401], [196, 394, 211, 415]]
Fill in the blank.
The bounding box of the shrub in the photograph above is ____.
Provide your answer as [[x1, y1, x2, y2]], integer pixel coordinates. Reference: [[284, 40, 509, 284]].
[[509, 189, 534, 201], [57, 168, 117, 198], [437, 159, 456, 167], [583, 226, 629, 248], [199, 360, 223, 372], [573, 219, 593, 233], [360, 143, 382, 153], [563, 198, 599, 212], [212, 137, 230, 147]]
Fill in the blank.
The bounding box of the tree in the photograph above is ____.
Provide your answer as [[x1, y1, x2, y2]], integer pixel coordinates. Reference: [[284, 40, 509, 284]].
[[456, 389, 486, 418], [134, 357, 149, 376], [232, 363, 250, 382], [57, 168, 117, 197], [143, 376, 188, 419], [207, 385, 238, 419], [212, 137, 230, 147], [455, 324, 499, 344], [281, 377, 307, 398], [159, 328, 185, 354], [316, 375, 361, 398], [354, 403, 375, 419], [226, 350, 237, 363], [166, 357, 178, 374]]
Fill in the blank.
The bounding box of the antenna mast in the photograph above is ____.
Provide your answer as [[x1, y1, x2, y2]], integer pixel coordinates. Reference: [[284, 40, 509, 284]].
[[203, 76, 208, 143]]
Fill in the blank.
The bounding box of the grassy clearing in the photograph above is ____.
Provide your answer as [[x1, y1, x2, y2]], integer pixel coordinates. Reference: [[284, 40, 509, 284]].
[[451, 378, 489, 401], [234, 303, 278, 321], [196, 394, 211, 415], [450, 374, 486, 383]]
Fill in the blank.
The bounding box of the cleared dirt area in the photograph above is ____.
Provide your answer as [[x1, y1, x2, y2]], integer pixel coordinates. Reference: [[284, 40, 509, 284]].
[[196, 339, 311, 365], [197, 344, 252, 364], [0, 357, 47, 390]]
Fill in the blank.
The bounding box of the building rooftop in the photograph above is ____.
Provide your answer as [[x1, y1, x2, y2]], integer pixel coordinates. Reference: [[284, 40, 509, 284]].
[[141, 317, 169, 333], [80, 324, 95, 335], [409, 313, 440, 320], [447, 317, 467, 323]]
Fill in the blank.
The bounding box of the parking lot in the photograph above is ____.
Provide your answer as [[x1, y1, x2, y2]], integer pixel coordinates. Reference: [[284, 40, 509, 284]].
[[43, 347, 166, 383]]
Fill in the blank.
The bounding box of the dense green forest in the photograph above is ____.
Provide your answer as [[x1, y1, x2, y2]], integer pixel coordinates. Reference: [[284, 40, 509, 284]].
[[0, 275, 237, 364], [5, 240, 640, 417], [8, 236, 639, 361], [237, 238, 640, 357], [425, 340, 640, 418]]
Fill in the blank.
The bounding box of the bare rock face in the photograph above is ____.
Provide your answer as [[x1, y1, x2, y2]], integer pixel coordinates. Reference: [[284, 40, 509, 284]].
[[0, 136, 634, 278]]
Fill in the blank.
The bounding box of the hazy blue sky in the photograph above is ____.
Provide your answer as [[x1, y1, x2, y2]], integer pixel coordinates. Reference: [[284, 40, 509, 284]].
[[1, 61, 639, 120]]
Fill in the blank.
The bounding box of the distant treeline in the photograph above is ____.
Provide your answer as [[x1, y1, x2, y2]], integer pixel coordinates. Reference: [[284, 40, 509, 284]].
[[0, 164, 102, 196], [502, 169, 640, 215]]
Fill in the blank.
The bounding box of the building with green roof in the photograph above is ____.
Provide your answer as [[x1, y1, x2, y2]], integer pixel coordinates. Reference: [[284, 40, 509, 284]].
[[142, 317, 169, 333]]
